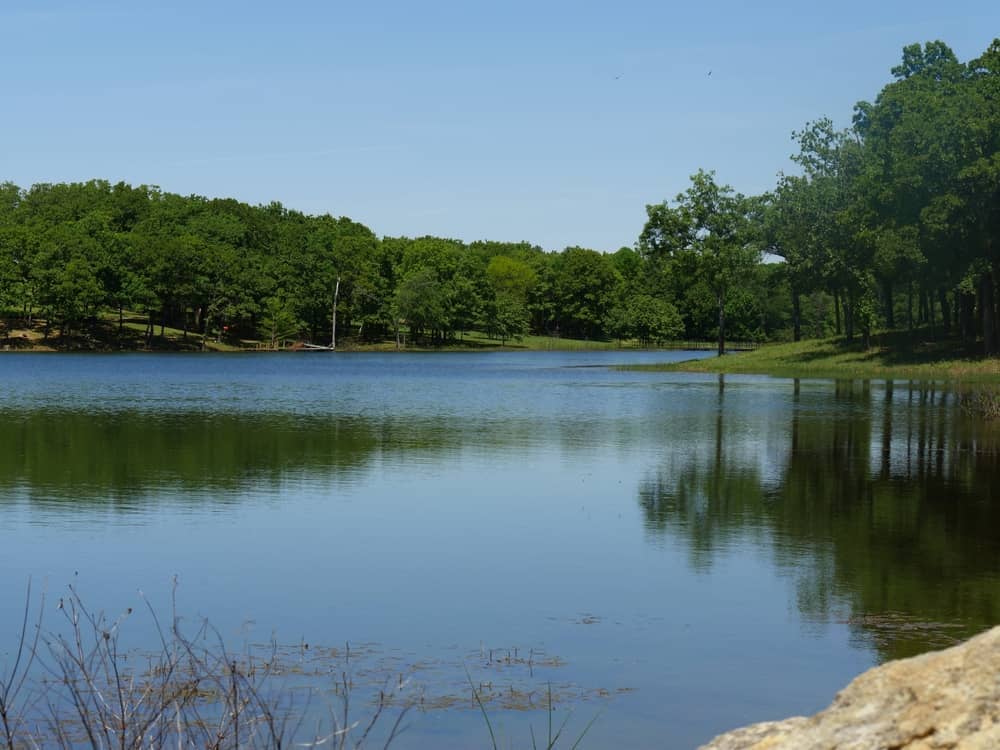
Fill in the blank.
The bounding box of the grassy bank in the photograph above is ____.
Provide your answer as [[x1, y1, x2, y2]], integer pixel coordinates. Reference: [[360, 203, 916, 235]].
[[627, 334, 1000, 382], [0, 315, 244, 352]]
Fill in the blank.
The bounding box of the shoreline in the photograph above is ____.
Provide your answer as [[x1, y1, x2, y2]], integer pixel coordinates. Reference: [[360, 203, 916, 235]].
[[625, 336, 1000, 383], [0, 330, 744, 356]]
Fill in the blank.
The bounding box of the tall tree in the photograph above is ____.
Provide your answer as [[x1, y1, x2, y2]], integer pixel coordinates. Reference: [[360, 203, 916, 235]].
[[551, 246, 619, 339], [853, 41, 969, 339], [641, 170, 761, 354]]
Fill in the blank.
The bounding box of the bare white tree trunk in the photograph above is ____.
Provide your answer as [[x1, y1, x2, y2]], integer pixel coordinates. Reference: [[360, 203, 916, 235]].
[[331, 276, 341, 350]]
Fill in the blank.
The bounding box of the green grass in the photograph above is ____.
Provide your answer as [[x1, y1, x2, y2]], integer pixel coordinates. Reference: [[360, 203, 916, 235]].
[[3, 313, 258, 352], [318, 331, 626, 352], [396, 331, 752, 352], [627, 332, 1000, 382], [459, 331, 622, 350]]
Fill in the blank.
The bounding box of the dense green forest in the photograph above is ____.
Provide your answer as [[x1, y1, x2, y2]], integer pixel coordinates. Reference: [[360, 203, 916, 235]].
[[643, 38, 1000, 355], [1, 38, 998, 353], [0, 178, 766, 350]]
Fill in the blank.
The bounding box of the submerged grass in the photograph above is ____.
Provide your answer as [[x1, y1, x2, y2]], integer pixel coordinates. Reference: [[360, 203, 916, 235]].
[[0, 581, 415, 749], [2, 582, 606, 749], [467, 672, 599, 750], [625, 333, 1000, 383]]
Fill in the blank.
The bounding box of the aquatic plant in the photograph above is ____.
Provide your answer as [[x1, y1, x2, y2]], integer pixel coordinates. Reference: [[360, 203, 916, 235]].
[[467, 671, 599, 750], [2, 581, 605, 749], [0, 581, 413, 750], [958, 387, 1000, 420]]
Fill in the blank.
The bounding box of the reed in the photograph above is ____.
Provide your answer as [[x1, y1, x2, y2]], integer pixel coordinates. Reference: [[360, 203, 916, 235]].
[[3, 583, 603, 749], [0, 581, 412, 750], [958, 387, 1000, 419]]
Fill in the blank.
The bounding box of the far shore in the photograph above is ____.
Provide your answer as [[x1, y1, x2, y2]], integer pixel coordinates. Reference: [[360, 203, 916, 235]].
[[11, 316, 998, 386], [0, 316, 754, 355]]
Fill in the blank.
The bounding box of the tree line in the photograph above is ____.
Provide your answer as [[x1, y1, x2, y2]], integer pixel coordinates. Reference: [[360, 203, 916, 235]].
[[759, 39, 1000, 353], [0, 178, 780, 349], [1, 38, 997, 353]]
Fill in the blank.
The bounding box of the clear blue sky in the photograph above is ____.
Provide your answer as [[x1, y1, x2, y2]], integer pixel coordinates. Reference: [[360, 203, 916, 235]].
[[3, 1, 998, 252]]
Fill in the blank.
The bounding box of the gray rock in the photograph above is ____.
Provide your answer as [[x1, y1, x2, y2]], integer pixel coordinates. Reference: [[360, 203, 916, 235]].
[[699, 625, 1000, 749]]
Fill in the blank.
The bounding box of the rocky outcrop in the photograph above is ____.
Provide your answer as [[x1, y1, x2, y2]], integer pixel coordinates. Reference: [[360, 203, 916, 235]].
[[700, 625, 1000, 750]]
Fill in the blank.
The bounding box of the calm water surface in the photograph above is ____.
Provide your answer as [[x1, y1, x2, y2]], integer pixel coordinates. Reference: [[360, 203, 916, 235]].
[[1, 351, 998, 748]]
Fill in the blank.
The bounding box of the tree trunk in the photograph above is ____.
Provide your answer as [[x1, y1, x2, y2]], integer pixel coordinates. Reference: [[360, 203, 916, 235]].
[[834, 290, 842, 335], [883, 279, 894, 329], [982, 270, 997, 356], [958, 291, 970, 344], [331, 276, 341, 350], [844, 290, 855, 343], [938, 288, 951, 336], [791, 288, 801, 342], [928, 291, 936, 339], [907, 282, 914, 333]]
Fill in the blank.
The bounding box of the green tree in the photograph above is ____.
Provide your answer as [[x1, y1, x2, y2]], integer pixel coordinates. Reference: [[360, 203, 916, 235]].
[[551, 246, 618, 339], [958, 40, 1000, 352], [294, 215, 379, 345], [393, 266, 447, 343], [485, 293, 530, 344], [485, 255, 537, 304], [641, 170, 761, 354], [625, 294, 684, 345], [259, 294, 302, 349], [31, 223, 103, 337], [853, 42, 969, 338]]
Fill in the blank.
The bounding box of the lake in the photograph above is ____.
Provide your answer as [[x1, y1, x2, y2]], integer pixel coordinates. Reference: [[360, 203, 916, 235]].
[[1, 351, 998, 748]]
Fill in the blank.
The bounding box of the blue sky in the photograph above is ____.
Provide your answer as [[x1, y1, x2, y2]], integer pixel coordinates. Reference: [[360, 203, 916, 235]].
[[2, 1, 998, 251]]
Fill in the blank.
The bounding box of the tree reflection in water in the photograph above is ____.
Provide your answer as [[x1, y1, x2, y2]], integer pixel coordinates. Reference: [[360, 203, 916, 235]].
[[639, 377, 1000, 662]]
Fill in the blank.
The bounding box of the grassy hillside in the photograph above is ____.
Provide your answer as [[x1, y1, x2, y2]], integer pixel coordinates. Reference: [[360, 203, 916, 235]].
[[627, 333, 1000, 382]]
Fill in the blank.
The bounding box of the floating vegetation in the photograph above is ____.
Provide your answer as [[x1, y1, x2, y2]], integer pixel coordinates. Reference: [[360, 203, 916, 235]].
[[203, 639, 590, 715], [546, 612, 604, 626], [0, 583, 629, 749]]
